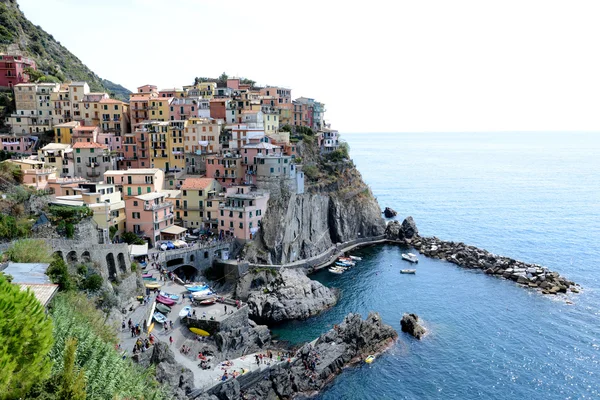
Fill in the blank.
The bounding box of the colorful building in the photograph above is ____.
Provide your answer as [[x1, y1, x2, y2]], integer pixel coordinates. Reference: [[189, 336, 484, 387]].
[[0, 54, 36, 88], [72, 142, 115, 182], [38, 143, 73, 177], [104, 168, 164, 199], [180, 177, 222, 232], [218, 185, 269, 240], [53, 121, 80, 145], [3, 158, 56, 190], [205, 154, 245, 186], [124, 192, 176, 246], [0, 134, 37, 155], [184, 118, 221, 155], [149, 97, 173, 121]]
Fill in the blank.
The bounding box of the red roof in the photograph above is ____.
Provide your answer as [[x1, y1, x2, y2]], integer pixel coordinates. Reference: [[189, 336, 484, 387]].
[[72, 142, 107, 149], [74, 126, 98, 131], [181, 177, 214, 190]]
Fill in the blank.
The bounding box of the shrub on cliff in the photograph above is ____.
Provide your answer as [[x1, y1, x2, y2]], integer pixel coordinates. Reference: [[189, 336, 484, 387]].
[[0, 274, 54, 399], [4, 239, 52, 263], [121, 231, 146, 245]]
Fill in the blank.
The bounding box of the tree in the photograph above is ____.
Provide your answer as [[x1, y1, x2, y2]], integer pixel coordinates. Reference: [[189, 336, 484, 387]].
[[57, 338, 86, 400], [46, 255, 74, 292], [0, 274, 54, 399], [121, 231, 145, 245], [218, 72, 228, 83]]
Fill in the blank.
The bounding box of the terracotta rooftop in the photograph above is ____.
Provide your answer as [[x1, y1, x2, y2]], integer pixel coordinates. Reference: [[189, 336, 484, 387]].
[[181, 177, 214, 190], [99, 98, 124, 104], [74, 126, 98, 131], [72, 142, 107, 149]]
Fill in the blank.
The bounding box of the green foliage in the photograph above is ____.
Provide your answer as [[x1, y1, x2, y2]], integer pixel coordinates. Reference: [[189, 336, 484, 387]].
[[45, 293, 169, 399], [325, 142, 350, 163], [82, 274, 102, 292], [0, 161, 23, 185], [0, 274, 54, 399], [121, 231, 145, 245], [130, 262, 138, 272], [46, 255, 74, 292], [4, 239, 52, 263], [302, 164, 319, 181], [218, 72, 229, 82], [65, 223, 74, 239], [0, 214, 33, 239], [297, 126, 315, 136], [293, 157, 303, 164], [109, 225, 117, 240], [48, 205, 92, 226], [280, 124, 292, 133], [302, 133, 315, 145], [57, 338, 86, 400]]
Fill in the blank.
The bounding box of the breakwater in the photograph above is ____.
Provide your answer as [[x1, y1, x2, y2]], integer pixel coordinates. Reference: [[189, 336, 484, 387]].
[[386, 218, 580, 295]]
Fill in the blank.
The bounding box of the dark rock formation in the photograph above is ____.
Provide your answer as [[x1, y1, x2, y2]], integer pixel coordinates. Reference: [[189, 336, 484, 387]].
[[383, 207, 398, 218], [204, 312, 397, 399], [385, 216, 419, 241], [238, 268, 337, 324], [134, 342, 194, 400], [386, 217, 580, 295], [400, 313, 426, 339]]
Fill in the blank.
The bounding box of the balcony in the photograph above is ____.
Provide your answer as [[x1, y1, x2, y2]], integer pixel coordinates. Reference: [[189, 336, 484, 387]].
[[138, 137, 147, 142], [88, 170, 101, 177], [123, 155, 138, 161], [155, 213, 174, 223], [86, 161, 99, 168], [144, 201, 171, 211]]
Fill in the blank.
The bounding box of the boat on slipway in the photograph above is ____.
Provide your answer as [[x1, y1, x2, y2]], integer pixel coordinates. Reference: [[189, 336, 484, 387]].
[[400, 269, 416, 274]]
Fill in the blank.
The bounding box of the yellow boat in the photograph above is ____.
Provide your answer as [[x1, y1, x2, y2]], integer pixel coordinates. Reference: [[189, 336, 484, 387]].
[[148, 322, 155, 333], [189, 327, 210, 337], [145, 282, 162, 289], [365, 355, 375, 364]]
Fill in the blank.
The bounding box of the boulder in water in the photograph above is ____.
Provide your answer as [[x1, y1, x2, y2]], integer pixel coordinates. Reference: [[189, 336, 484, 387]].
[[400, 313, 426, 339], [383, 207, 398, 218]]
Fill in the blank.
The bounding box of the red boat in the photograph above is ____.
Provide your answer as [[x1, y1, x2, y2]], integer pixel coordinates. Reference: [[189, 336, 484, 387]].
[[156, 295, 177, 306], [199, 298, 216, 305]]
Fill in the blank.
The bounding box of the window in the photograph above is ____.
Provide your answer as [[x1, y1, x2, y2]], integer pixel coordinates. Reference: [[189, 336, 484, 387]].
[[220, 220, 224, 226], [229, 221, 233, 228], [238, 212, 242, 218], [239, 222, 243, 229], [127, 187, 132, 196], [76, 157, 81, 163], [183, 190, 187, 196], [133, 201, 138, 206], [249, 211, 253, 218], [132, 212, 140, 219], [137, 187, 142, 195], [76, 148, 80, 153]]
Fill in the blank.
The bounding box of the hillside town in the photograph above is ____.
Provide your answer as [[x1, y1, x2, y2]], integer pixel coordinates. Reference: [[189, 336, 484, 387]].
[[1, 55, 341, 248]]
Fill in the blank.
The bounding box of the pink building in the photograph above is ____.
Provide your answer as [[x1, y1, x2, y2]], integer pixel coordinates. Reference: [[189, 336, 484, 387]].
[[72, 126, 99, 144], [0, 54, 36, 88], [0, 134, 37, 154], [124, 192, 176, 246], [218, 185, 269, 241], [205, 154, 245, 186]]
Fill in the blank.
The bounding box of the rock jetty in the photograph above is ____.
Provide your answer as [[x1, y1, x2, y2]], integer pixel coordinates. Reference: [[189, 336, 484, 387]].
[[400, 313, 426, 339], [202, 312, 397, 400], [236, 268, 337, 324], [386, 217, 579, 295], [383, 207, 398, 218]]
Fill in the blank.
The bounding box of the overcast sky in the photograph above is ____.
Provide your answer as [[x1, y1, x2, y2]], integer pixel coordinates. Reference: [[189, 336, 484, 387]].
[[18, 0, 600, 133]]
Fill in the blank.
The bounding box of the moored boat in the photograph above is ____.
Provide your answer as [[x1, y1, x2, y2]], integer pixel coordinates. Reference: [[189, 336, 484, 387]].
[[156, 295, 177, 306], [155, 303, 171, 314], [145, 282, 162, 289], [328, 267, 344, 274], [365, 355, 375, 364], [401, 253, 419, 263], [400, 269, 416, 274], [199, 298, 216, 305], [159, 291, 180, 300], [350, 256, 362, 261], [153, 311, 168, 324], [186, 285, 210, 292], [142, 273, 153, 278], [191, 289, 215, 299], [179, 305, 192, 318]]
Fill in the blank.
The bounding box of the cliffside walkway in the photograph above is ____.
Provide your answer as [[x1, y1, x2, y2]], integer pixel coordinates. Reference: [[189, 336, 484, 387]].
[[247, 235, 387, 271]]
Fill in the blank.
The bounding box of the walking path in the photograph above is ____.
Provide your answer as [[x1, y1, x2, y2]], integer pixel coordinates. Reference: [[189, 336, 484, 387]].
[[116, 261, 292, 392]]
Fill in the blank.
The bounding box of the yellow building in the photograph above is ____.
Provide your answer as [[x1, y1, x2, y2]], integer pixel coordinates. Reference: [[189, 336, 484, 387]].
[[54, 121, 80, 145], [195, 82, 217, 99], [263, 110, 280, 135], [184, 118, 221, 154], [104, 168, 165, 199], [166, 120, 186, 172], [149, 97, 173, 122], [180, 177, 222, 231]]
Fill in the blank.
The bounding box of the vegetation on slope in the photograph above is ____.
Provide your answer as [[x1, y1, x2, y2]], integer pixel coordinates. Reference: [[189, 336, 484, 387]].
[[0, 0, 131, 100]]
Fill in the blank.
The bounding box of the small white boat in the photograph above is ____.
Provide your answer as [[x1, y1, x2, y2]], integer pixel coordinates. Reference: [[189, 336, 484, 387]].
[[329, 267, 344, 274], [350, 256, 362, 261], [400, 269, 416, 274], [402, 253, 419, 263], [179, 305, 192, 319]]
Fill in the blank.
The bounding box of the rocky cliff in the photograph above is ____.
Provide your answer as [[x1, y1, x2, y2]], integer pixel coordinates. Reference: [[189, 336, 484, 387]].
[[243, 141, 386, 265], [205, 312, 398, 400], [236, 268, 337, 323]]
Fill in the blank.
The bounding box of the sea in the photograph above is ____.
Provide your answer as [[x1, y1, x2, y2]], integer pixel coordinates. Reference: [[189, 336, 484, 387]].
[[271, 132, 600, 400]]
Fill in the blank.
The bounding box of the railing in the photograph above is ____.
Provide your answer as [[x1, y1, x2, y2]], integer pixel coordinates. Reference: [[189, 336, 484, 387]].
[[155, 213, 173, 223], [144, 201, 171, 211], [86, 162, 99, 167]]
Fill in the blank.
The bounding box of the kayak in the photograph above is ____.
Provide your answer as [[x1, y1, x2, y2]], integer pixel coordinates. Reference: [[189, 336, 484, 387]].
[[142, 273, 153, 278], [186, 285, 209, 292], [148, 322, 155, 333], [199, 298, 216, 305], [190, 327, 210, 337], [365, 355, 375, 364], [155, 303, 171, 314]]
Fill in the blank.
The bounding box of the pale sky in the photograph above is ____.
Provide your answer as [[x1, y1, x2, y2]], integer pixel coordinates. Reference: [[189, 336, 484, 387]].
[[17, 0, 600, 133]]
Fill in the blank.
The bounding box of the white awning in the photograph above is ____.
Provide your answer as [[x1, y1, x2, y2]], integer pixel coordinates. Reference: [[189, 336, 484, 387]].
[[161, 225, 187, 235], [128, 243, 148, 257]]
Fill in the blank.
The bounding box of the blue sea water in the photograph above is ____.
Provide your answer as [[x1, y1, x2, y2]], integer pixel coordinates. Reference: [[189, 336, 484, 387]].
[[271, 132, 600, 399]]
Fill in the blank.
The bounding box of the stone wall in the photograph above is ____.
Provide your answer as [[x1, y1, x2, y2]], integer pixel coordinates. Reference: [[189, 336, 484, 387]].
[[163, 240, 233, 275]]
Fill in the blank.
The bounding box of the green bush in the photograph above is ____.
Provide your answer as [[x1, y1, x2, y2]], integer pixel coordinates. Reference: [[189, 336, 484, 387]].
[[121, 231, 145, 245], [46, 255, 74, 292], [0, 274, 54, 398], [0, 214, 33, 240], [82, 274, 102, 292], [303, 164, 319, 180], [4, 239, 52, 263]]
